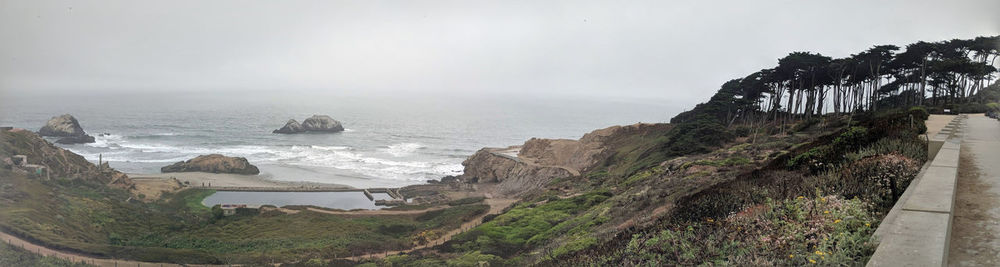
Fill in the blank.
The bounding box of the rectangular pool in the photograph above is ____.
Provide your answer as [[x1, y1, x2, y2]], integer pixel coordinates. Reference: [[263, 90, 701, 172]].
[[202, 191, 394, 210]]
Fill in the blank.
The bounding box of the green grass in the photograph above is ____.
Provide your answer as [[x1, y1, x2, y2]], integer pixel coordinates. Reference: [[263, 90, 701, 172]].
[[449, 191, 611, 258], [177, 189, 215, 212], [0, 242, 93, 267], [0, 169, 489, 265]]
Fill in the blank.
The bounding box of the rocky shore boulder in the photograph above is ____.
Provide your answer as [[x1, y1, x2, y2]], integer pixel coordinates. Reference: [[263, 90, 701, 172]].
[[272, 115, 344, 134], [161, 154, 260, 175], [38, 114, 96, 144], [272, 119, 304, 134]]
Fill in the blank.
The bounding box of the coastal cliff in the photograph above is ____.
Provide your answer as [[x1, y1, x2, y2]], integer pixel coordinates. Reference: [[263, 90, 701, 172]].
[[459, 123, 672, 196], [0, 128, 133, 189]]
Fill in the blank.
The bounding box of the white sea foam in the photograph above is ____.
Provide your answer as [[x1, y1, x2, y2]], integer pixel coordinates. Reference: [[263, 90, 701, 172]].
[[66, 135, 462, 182], [384, 142, 425, 157]]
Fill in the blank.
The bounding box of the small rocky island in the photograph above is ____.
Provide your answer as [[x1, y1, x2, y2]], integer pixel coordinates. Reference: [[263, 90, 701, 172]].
[[161, 154, 260, 175], [38, 114, 96, 144], [273, 115, 344, 134]]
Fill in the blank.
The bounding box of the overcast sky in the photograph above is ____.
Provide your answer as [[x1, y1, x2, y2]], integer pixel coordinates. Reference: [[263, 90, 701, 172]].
[[1, 0, 998, 104]]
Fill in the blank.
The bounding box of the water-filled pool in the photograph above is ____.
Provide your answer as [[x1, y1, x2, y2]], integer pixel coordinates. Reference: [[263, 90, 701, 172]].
[[202, 191, 394, 210]]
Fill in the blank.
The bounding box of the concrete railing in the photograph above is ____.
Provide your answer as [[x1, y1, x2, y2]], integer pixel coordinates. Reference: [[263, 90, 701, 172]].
[[868, 115, 966, 267]]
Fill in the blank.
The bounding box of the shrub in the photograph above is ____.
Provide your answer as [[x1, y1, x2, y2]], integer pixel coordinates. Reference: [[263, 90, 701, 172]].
[[590, 196, 878, 265], [448, 197, 486, 206], [908, 106, 929, 121], [953, 103, 990, 113], [837, 153, 919, 210], [791, 118, 820, 133], [731, 126, 752, 137], [846, 137, 927, 163], [832, 127, 870, 151]]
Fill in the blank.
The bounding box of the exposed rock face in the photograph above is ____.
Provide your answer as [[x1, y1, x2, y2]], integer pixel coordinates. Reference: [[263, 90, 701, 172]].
[[459, 123, 672, 197], [301, 115, 344, 132], [0, 129, 134, 189], [161, 154, 260, 175], [38, 114, 95, 144], [272, 119, 304, 134], [461, 149, 576, 196], [272, 115, 344, 134]]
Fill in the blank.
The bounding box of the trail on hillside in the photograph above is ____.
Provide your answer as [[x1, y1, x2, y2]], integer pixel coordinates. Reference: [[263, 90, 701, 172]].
[[0, 232, 224, 267], [339, 195, 517, 261]]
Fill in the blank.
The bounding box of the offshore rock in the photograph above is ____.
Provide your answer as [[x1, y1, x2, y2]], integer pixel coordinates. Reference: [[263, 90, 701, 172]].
[[161, 154, 260, 175], [38, 114, 95, 144]]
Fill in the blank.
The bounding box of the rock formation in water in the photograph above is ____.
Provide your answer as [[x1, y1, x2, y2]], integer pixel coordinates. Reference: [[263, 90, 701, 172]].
[[272, 115, 344, 134], [272, 119, 304, 134], [161, 154, 260, 175], [38, 114, 96, 144]]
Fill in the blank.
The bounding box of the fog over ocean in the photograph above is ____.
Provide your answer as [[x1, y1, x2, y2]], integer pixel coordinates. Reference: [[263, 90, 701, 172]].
[[0, 91, 673, 188]]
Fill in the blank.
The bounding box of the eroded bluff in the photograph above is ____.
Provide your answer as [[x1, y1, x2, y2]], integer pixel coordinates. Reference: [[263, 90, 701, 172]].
[[460, 123, 671, 196]]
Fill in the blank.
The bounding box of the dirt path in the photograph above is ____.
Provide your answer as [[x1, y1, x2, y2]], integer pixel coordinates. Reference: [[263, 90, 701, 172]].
[[340, 195, 517, 261], [950, 114, 1000, 266], [302, 206, 447, 215], [0, 232, 225, 267]]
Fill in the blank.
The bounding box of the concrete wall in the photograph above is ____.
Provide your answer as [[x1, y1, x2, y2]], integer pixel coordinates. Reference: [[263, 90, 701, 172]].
[[868, 115, 966, 267]]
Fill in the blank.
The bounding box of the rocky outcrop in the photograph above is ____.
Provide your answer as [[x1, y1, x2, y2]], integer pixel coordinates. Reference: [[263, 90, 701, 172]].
[[461, 149, 576, 196], [272, 115, 344, 134], [0, 129, 133, 189], [38, 114, 95, 144], [459, 123, 672, 197], [161, 154, 260, 175], [272, 119, 304, 134], [302, 115, 344, 132]]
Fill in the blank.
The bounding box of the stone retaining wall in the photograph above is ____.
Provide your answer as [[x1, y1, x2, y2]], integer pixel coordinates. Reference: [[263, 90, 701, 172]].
[[868, 115, 966, 267]]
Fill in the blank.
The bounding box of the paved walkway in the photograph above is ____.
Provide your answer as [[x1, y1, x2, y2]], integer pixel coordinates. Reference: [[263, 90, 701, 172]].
[[950, 114, 1000, 266]]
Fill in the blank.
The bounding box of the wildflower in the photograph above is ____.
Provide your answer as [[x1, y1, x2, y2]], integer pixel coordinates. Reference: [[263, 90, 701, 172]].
[[821, 197, 827, 202], [797, 196, 805, 200], [809, 259, 817, 264], [865, 223, 871, 227], [707, 218, 715, 223], [789, 254, 794, 258], [815, 251, 824, 255], [834, 219, 842, 224], [824, 210, 830, 214]]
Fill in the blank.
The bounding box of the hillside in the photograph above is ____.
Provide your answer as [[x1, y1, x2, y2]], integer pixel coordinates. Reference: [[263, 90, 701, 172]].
[[0, 35, 996, 266]]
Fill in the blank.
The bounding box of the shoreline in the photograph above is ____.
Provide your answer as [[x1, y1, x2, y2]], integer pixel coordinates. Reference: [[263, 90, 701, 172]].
[[129, 172, 355, 189]]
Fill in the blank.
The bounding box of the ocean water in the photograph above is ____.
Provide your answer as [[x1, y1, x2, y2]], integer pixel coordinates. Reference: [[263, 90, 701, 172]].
[[0, 91, 673, 188]]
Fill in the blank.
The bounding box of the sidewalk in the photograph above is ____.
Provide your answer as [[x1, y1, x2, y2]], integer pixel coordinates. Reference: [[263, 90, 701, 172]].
[[950, 114, 1000, 266]]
